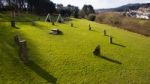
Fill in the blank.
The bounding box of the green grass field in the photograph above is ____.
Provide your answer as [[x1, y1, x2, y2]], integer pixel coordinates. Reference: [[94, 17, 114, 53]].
[[0, 14, 150, 84]]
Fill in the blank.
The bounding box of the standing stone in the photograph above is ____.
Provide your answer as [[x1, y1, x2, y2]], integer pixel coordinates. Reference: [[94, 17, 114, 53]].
[[19, 40, 29, 64], [32, 21, 36, 26], [89, 24, 91, 30], [52, 21, 55, 25], [58, 20, 62, 23], [11, 20, 16, 27], [104, 30, 107, 36], [38, 17, 40, 21], [71, 23, 73, 27], [93, 45, 100, 56], [47, 19, 51, 22], [109, 36, 113, 44]]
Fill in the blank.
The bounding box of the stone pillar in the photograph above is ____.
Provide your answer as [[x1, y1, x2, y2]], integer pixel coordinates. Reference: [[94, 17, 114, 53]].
[[38, 17, 40, 20], [104, 30, 107, 36], [32, 21, 36, 26], [71, 23, 73, 27], [11, 20, 16, 27], [93, 45, 100, 56], [52, 21, 55, 25], [19, 40, 29, 64], [89, 24, 91, 30], [109, 36, 113, 44]]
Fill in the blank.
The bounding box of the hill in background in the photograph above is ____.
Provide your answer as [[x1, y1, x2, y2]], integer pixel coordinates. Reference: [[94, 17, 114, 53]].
[[96, 3, 150, 12]]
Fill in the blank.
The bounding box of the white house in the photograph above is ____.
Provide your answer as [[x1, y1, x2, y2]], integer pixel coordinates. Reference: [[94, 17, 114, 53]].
[[136, 14, 149, 20]]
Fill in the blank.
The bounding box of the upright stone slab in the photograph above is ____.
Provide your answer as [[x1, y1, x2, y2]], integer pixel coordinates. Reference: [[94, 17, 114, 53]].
[[38, 17, 41, 20], [71, 23, 73, 27], [11, 20, 16, 27], [52, 21, 55, 25], [58, 20, 62, 23], [89, 24, 91, 30], [19, 40, 29, 64], [109, 36, 113, 44], [93, 45, 100, 56], [104, 30, 107, 36], [47, 19, 51, 22], [32, 20, 36, 26]]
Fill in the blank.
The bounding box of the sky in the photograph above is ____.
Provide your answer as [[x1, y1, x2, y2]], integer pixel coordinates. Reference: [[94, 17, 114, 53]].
[[51, 0, 150, 9]]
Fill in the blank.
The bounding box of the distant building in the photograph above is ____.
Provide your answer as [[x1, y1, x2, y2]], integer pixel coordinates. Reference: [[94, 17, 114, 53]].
[[123, 8, 150, 20], [136, 14, 149, 19]]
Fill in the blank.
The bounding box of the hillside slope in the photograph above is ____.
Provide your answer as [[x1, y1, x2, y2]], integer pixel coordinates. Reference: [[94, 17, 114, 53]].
[[0, 14, 150, 84]]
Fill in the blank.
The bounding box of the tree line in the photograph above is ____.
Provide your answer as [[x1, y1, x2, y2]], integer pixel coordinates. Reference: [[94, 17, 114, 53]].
[[0, 0, 95, 18]]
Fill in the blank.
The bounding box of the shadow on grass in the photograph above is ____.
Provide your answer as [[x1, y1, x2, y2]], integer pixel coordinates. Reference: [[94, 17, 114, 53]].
[[96, 55, 122, 65], [72, 26, 78, 28], [112, 42, 126, 47], [25, 60, 57, 84], [13, 26, 20, 29], [104, 35, 126, 47], [104, 34, 110, 37]]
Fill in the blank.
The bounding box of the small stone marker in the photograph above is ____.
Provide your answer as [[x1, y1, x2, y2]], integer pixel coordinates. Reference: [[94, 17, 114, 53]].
[[19, 40, 29, 64], [38, 17, 40, 20], [11, 20, 16, 27], [89, 24, 91, 30], [32, 20, 36, 26], [109, 36, 113, 44], [49, 28, 62, 35], [104, 30, 107, 36], [71, 23, 73, 27], [93, 45, 100, 56], [47, 19, 51, 22], [58, 20, 62, 23], [52, 21, 55, 25]]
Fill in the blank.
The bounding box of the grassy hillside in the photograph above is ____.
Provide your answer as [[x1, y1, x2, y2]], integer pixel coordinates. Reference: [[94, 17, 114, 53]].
[[0, 14, 150, 84]]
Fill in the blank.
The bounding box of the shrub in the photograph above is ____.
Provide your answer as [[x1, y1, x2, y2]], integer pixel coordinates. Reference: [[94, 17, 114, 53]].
[[95, 12, 122, 26], [87, 14, 96, 21]]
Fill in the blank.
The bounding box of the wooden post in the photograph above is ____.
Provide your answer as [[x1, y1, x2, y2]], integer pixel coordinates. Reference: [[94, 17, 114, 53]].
[[104, 30, 107, 36], [93, 45, 100, 56], [11, 20, 16, 27], [19, 40, 29, 64], [109, 36, 113, 44]]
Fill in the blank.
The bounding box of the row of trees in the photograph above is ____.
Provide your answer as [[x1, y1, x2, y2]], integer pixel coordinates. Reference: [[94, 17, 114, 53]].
[[0, 0, 95, 18], [56, 4, 79, 17], [80, 5, 95, 18], [0, 0, 56, 15]]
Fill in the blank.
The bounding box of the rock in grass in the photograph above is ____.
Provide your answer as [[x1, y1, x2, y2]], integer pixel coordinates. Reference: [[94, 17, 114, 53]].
[[32, 20, 36, 26], [89, 24, 91, 30], [49, 28, 63, 35], [11, 20, 16, 27], [52, 22, 55, 25], [109, 36, 113, 44], [104, 30, 107, 36], [93, 45, 100, 56], [71, 23, 73, 27]]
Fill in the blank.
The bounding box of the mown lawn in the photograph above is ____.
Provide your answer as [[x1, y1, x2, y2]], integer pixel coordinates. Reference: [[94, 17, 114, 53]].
[[0, 14, 150, 84]]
